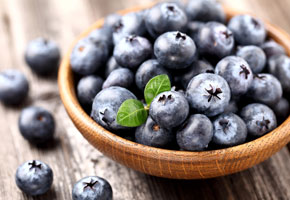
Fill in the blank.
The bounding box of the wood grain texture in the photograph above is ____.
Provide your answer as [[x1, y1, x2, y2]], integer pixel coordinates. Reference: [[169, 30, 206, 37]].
[[0, 0, 290, 199]]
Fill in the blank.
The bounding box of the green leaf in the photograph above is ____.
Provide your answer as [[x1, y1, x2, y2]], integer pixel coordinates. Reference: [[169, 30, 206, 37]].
[[117, 99, 148, 127], [144, 74, 171, 105]]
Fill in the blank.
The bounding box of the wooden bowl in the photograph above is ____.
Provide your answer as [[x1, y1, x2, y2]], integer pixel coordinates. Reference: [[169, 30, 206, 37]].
[[58, 4, 290, 179]]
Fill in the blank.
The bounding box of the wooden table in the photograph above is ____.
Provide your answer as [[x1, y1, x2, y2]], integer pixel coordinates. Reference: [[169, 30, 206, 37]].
[[0, 0, 290, 199]]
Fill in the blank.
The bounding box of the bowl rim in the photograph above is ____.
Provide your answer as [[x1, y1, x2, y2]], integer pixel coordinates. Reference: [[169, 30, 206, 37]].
[[58, 3, 290, 166]]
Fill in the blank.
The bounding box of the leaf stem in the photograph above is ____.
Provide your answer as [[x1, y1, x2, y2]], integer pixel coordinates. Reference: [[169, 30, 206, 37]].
[[144, 105, 150, 111]]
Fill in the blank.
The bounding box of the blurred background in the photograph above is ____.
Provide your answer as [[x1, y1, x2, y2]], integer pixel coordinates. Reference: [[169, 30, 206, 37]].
[[0, 0, 290, 199]]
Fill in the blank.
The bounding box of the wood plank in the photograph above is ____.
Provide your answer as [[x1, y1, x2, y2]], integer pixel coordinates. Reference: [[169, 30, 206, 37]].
[[0, 0, 289, 199]]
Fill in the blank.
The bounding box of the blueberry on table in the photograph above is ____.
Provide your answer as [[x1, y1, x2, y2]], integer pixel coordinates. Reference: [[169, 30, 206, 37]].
[[102, 68, 134, 89], [240, 103, 277, 137], [212, 113, 247, 146], [91, 86, 137, 131], [175, 59, 214, 89], [267, 54, 290, 93], [112, 12, 146, 45], [215, 56, 253, 98], [135, 59, 171, 90], [185, 0, 225, 23], [0, 69, 29, 105], [177, 114, 213, 151], [77, 75, 103, 106], [196, 22, 234, 59], [236, 45, 266, 73], [149, 91, 189, 129], [154, 31, 196, 69], [186, 73, 231, 117], [72, 176, 112, 200], [18, 106, 55, 144], [145, 2, 188, 38], [70, 38, 109, 75], [135, 116, 174, 148], [260, 39, 286, 58], [272, 97, 290, 122], [113, 35, 152, 70], [25, 38, 60, 76], [15, 160, 53, 196], [105, 56, 121, 78], [228, 15, 266, 45], [247, 73, 282, 106]]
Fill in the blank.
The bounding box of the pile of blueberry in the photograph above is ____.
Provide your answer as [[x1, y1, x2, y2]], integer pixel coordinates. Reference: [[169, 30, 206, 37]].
[[71, 0, 290, 151], [0, 27, 112, 200]]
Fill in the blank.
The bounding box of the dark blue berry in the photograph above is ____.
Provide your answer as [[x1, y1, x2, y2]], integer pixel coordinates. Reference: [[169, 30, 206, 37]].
[[149, 91, 189, 129], [154, 31, 196, 69], [113, 35, 152, 69], [236, 45, 266, 73], [228, 15, 266, 45], [15, 160, 53, 196], [196, 22, 234, 59], [176, 114, 213, 151], [0, 69, 29, 105], [145, 2, 188, 38], [215, 56, 253, 97], [240, 103, 277, 137], [77, 75, 103, 106], [105, 57, 121, 78], [18, 106, 55, 144], [25, 38, 60, 76], [135, 59, 171, 90], [102, 68, 134, 89], [212, 113, 247, 146], [186, 73, 231, 117], [135, 116, 174, 148], [260, 40, 286, 59], [91, 86, 137, 131], [272, 97, 289, 122], [72, 176, 112, 200]]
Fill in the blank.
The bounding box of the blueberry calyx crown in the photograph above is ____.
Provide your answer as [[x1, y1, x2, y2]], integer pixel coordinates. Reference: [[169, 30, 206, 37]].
[[221, 31, 232, 39], [28, 160, 42, 170], [126, 35, 137, 42], [152, 124, 160, 131], [219, 119, 229, 133], [78, 46, 85, 52], [251, 18, 260, 28], [83, 179, 98, 191], [158, 94, 173, 105], [205, 84, 222, 102], [167, 5, 176, 13], [175, 32, 186, 40], [239, 64, 250, 79], [37, 115, 44, 121], [113, 21, 124, 32], [256, 116, 270, 131]]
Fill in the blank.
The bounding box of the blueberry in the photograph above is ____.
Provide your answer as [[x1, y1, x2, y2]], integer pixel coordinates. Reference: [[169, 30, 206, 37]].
[[112, 12, 146, 45], [15, 160, 53, 196], [175, 59, 214, 89], [18, 106, 55, 144], [0, 69, 29, 105], [228, 15, 266, 45], [113, 35, 152, 70], [176, 114, 213, 151], [70, 38, 109, 75], [212, 113, 247, 146], [187, 21, 205, 41], [154, 31, 196, 69], [105, 56, 121, 78], [104, 13, 121, 31], [72, 176, 112, 200], [135, 59, 171, 90], [267, 54, 290, 93], [272, 97, 289, 122], [102, 68, 134, 89], [215, 56, 253, 97], [88, 27, 113, 50], [135, 116, 174, 148], [247, 73, 282, 106], [240, 103, 277, 137], [185, 0, 225, 23], [149, 91, 189, 129], [91, 86, 137, 131], [223, 100, 238, 114], [236, 45, 266, 73], [196, 22, 234, 59], [260, 40, 286, 58], [186, 73, 231, 117], [77, 75, 103, 106], [145, 2, 188, 38], [25, 38, 60, 76]]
